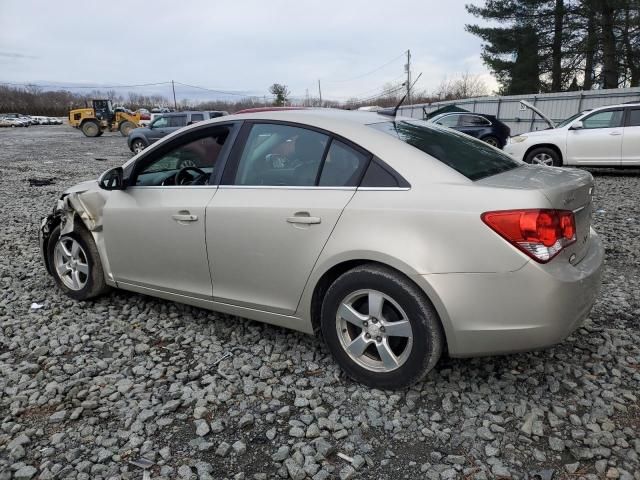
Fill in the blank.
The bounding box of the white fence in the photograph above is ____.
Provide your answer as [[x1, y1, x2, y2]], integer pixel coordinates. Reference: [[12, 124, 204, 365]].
[[398, 87, 640, 135]]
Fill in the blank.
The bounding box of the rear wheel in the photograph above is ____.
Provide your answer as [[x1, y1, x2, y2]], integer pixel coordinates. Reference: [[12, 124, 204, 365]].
[[321, 264, 444, 389], [525, 147, 562, 167], [81, 120, 100, 137], [47, 225, 110, 300], [131, 138, 147, 154], [119, 121, 136, 137], [482, 135, 501, 148]]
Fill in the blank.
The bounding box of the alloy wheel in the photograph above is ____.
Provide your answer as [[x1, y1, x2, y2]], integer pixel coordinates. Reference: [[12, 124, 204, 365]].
[[532, 153, 554, 166], [53, 237, 89, 291], [336, 289, 413, 372]]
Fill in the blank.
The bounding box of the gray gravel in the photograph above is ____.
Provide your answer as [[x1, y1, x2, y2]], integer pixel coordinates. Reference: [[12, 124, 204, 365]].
[[1, 125, 639, 479]]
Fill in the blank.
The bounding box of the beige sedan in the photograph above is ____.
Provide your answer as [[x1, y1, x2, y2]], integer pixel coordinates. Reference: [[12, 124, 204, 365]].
[[40, 109, 604, 388]]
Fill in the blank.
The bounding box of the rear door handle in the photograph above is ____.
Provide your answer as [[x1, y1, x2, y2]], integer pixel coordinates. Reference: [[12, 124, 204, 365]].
[[286, 215, 321, 225], [172, 213, 198, 222]]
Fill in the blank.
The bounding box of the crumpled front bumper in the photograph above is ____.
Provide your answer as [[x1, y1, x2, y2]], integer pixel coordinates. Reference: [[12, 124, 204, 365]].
[[39, 209, 60, 275]]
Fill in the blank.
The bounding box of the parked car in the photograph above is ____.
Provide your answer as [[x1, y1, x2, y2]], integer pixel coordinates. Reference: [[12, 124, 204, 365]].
[[3, 117, 29, 127], [0, 117, 13, 127], [505, 102, 640, 166], [426, 112, 511, 148], [127, 111, 226, 153], [40, 109, 603, 388], [3, 113, 32, 126]]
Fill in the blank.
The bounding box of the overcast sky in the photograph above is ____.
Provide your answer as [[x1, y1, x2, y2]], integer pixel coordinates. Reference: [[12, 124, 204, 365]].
[[0, 0, 496, 102]]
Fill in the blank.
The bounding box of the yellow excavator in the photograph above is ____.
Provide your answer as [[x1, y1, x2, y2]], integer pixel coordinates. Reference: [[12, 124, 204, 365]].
[[68, 99, 142, 137]]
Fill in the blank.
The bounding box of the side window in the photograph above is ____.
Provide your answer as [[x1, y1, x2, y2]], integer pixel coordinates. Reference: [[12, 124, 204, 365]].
[[460, 115, 490, 126], [169, 115, 187, 128], [582, 109, 623, 129], [152, 117, 169, 128], [360, 160, 401, 188], [627, 109, 640, 127], [319, 140, 369, 187], [135, 128, 230, 186], [190, 113, 204, 123], [435, 115, 460, 127], [234, 123, 329, 186]]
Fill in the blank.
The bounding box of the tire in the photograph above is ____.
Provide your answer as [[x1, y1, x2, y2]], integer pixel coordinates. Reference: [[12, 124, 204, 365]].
[[481, 135, 501, 149], [321, 264, 444, 389], [81, 120, 100, 137], [119, 121, 136, 137], [131, 138, 147, 154], [525, 146, 562, 167], [96, 130, 104, 137], [47, 225, 110, 301]]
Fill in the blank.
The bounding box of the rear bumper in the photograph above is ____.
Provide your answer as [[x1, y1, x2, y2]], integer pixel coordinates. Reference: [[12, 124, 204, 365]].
[[424, 229, 604, 357]]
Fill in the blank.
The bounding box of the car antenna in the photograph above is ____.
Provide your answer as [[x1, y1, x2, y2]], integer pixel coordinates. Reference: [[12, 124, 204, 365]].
[[379, 72, 422, 118]]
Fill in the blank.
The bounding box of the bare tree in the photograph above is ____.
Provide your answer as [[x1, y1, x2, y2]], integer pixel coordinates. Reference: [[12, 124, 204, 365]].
[[435, 72, 489, 100]]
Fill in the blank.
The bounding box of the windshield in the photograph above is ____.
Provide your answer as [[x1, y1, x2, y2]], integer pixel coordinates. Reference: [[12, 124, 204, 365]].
[[556, 111, 586, 129], [369, 120, 521, 181]]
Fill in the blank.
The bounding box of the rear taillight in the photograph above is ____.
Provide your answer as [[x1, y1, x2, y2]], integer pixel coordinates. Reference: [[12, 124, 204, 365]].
[[481, 209, 576, 263]]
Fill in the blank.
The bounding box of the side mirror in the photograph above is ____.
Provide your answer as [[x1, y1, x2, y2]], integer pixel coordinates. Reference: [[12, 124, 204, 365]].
[[570, 120, 584, 130], [98, 167, 125, 190]]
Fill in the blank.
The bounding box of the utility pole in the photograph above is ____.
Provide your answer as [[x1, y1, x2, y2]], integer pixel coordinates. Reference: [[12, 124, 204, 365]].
[[318, 80, 322, 107], [171, 80, 177, 111], [405, 50, 411, 105]]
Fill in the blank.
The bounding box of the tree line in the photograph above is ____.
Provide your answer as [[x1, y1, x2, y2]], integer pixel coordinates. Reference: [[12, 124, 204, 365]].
[[467, 0, 640, 94], [0, 71, 492, 117]]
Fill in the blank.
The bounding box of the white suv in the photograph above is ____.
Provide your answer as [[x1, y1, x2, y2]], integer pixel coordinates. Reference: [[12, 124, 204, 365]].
[[505, 102, 640, 167]]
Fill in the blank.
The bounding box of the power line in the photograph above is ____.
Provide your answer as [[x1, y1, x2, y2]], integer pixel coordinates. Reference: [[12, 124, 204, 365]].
[[173, 81, 262, 98], [323, 50, 408, 83], [0, 80, 171, 89]]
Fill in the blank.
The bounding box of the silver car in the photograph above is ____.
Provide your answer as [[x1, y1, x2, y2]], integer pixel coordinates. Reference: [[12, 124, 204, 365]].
[[40, 109, 604, 388]]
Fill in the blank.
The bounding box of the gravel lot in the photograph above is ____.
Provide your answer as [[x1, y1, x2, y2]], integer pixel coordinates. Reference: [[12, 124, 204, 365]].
[[1, 125, 639, 480]]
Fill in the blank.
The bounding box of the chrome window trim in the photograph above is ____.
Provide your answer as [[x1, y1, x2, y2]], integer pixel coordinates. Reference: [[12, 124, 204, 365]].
[[127, 185, 218, 190], [217, 185, 357, 191], [357, 187, 411, 191]]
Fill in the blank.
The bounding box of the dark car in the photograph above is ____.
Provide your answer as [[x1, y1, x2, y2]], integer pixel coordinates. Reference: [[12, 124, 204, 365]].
[[127, 111, 226, 153], [427, 112, 511, 149]]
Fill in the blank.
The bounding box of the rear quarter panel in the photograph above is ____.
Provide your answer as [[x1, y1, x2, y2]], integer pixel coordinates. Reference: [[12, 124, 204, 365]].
[[297, 179, 550, 326]]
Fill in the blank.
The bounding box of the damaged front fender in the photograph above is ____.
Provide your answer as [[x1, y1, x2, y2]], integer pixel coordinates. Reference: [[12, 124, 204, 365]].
[[39, 183, 108, 275]]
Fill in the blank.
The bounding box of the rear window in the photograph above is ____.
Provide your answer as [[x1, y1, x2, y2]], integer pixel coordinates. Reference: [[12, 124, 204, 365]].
[[369, 120, 520, 181]]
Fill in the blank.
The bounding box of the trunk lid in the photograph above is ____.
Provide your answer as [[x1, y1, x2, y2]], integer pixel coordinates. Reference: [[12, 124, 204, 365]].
[[478, 165, 594, 263]]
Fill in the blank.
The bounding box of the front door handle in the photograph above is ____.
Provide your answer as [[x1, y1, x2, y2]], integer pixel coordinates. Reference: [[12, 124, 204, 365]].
[[172, 212, 198, 222], [609, 131, 622, 136], [286, 214, 321, 225]]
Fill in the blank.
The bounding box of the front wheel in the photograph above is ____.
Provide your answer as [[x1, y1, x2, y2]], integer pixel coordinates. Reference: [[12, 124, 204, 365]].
[[47, 225, 110, 300], [131, 138, 147, 154], [321, 264, 444, 389], [525, 147, 562, 167]]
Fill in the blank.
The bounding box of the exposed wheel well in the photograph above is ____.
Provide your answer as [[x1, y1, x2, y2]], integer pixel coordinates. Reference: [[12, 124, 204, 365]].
[[309, 260, 448, 352], [524, 144, 563, 165]]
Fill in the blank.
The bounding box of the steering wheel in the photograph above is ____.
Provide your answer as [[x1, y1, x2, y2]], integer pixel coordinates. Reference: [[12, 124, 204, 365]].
[[175, 166, 206, 185]]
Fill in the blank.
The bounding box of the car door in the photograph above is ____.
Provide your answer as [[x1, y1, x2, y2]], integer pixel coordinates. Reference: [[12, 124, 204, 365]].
[[566, 108, 624, 165], [456, 114, 487, 139], [206, 122, 370, 315], [622, 107, 640, 166], [147, 116, 171, 142], [102, 124, 235, 298]]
